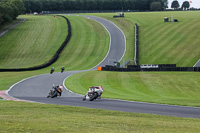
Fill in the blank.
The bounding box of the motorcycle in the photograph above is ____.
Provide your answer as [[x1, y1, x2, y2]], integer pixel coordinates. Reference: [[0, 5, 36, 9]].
[[83, 86, 103, 101], [61, 67, 65, 73], [47, 85, 63, 98], [50, 67, 55, 74]]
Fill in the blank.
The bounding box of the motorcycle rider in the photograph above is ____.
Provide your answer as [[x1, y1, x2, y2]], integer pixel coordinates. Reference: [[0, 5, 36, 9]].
[[53, 85, 63, 96], [83, 86, 103, 100], [61, 66, 65, 73], [50, 67, 55, 74], [97, 86, 103, 99]]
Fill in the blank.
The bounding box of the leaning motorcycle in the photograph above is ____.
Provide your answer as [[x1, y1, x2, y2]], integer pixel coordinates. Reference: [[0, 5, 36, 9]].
[[47, 85, 62, 98], [83, 86, 103, 101]]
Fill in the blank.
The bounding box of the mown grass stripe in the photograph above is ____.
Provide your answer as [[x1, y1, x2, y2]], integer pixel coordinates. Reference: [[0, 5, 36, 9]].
[[143, 20, 195, 65], [55, 15, 109, 70], [65, 71, 200, 106], [0, 15, 68, 68]]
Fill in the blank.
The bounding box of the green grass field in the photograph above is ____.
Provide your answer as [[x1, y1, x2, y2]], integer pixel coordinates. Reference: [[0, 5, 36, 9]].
[[0, 101, 200, 133], [0, 15, 68, 68], [0, 14, 109, 90], [0, 15, 109, 70], [0, 19, 21, 32], [1, 11, 200, 132], [88, 11, 200, 67], [65, 71, 200, 107], [55, 15, 109, 70]]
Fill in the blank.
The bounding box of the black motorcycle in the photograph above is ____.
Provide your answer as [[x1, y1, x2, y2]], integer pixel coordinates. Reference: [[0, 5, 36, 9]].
[[50, 67, 55, 74], [61, 67, 65, 73], [47, 85, 62, 98]]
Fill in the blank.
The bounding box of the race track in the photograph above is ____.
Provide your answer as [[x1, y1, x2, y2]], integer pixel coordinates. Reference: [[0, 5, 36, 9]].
[[8, 16, 200, 119]]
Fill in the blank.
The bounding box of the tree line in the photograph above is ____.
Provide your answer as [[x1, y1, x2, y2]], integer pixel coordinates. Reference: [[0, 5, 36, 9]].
[[0, 0, 25, 26], [23, 0, 168, 13]]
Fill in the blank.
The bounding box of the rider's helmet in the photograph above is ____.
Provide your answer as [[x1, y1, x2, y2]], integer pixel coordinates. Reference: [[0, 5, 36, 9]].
[[58, 85, 63, 89], [57, 85, 63, 92]]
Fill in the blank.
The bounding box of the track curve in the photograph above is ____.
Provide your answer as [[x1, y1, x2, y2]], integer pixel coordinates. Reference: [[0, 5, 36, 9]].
[[8, 15, 200, 119]]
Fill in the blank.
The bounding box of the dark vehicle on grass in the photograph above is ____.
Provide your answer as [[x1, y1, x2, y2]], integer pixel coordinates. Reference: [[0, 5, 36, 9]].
[[47, 85, 63, 98], [83, 86, 103, 101]]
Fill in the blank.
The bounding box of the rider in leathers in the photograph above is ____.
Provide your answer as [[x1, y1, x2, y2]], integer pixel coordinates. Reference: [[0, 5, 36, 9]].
[[84, 86, 103, 100]]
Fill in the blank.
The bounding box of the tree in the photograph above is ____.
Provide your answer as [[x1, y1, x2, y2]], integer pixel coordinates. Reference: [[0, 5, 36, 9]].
[[150, 2, 162, 11], [0, 0, 25, 25], [0, 12, 3, 25], [9, 0, 25, 19], [161, 0, 168, 9], [171, 0, 180, 10], [0, 2, 13, 22], [182, 1, 190, 10]]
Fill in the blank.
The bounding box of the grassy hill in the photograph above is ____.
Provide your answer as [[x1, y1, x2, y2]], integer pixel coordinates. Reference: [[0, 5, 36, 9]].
[[1, 12, 200, 131], [90, 11, 200, 67], [55, 15, 109, 70], [0, 14, 109, 90], [0, 15, 68, 68], [0, 15, 109, 70], [63, 11, 200, 107]]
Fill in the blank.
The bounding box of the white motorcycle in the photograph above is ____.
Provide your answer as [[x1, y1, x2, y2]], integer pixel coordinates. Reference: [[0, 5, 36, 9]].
[[83, 86, 103, 101]]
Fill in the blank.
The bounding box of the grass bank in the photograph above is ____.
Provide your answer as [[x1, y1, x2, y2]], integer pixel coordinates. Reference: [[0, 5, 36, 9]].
[[65, 71, 200, 107], [1, 12, 200, 132], [88, 11, 200, 67], [56, 15, 109, 70], [0, 101, 200, 132], [0, 15, 68, 68], [0, 14, 109, 90]]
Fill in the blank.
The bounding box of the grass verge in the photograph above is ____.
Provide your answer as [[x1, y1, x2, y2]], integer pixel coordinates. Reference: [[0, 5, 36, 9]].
[[0, 101, 200, 133], [65, 71, 200, 107], [0, 19, 21, 32]]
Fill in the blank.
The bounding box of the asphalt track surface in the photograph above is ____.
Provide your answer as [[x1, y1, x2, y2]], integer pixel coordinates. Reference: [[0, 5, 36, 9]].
[[8, 16, 200, 119]]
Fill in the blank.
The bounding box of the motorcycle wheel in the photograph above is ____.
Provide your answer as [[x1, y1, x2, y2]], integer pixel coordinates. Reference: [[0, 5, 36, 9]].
[[82, 97, 86, 101], [89, 93, 98, 101], [51, 91, 57, 98]]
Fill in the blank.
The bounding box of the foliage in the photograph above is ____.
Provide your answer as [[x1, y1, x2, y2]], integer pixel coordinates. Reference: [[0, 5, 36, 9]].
[[0, 0, 25, 26], [181, 1, 190, 10], [22, 0, 168, 13], [161, 0, 168, 8], [171, 0, 180, 9], [150, 2, 162, 11]]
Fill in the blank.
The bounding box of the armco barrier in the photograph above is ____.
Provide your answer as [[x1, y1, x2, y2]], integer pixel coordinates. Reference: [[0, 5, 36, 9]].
[[102, 65, 200, 72], [0, 15, 71, 72], [134, 23, 139, 65]]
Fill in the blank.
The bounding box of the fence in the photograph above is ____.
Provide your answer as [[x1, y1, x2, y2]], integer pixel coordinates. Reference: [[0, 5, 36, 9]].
[[102, 65, 200, 72]]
